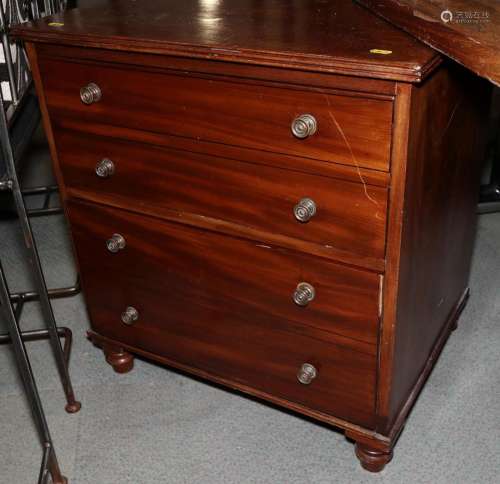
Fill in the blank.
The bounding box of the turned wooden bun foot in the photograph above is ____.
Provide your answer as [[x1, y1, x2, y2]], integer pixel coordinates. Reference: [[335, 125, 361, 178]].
[[354, 443, 393, 473], [103, 344, 134, 373]]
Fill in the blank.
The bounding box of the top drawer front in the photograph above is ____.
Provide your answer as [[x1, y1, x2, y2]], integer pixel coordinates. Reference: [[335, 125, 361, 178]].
[[40, 58, 393, 172]]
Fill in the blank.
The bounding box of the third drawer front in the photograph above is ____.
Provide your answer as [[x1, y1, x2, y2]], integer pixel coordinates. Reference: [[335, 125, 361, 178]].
[[67, 199, 381, 347], [57, 129, 388, 265], [68, 200, 378, 427]]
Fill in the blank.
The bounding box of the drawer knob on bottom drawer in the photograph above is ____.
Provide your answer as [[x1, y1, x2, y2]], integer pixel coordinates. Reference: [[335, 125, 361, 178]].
[[80, 82, 102, 105], [294, 198, 316, 222], [121, 306, 139, 325], [95, 158, 115, 178], [293, 282, 316, 306], [106, 234, 126, 253], [291, 114, 317, 139], [297, 363, 317, 385]]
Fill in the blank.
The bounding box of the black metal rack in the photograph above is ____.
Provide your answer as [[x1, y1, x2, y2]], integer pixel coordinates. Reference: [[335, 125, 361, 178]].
[[0, 93, 81, 482]]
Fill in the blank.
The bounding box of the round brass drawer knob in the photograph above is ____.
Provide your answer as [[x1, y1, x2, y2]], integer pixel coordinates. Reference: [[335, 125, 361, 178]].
[[294, 198, 316, 223], [80, 82, 102, 105], [106, 233, 126, 253], [291, 114, 317, 139], [293, 282, 315, 307], [297, 363, 317, 385], [95, 158, 115, 178], [121, 306, 139, 325]]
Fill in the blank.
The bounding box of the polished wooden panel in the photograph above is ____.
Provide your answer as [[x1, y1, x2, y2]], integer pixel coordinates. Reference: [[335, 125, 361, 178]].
[[89, 330, 382, 441], [36, 43, 399, 98], [375, 82, 412, 425], [91, 322, 376, 427], [67, 199, 381, 349], [53, 118, 391, 189], [68, 200, 377, 427], [67, 187, 386, 273], [88, 320, 376, 429], [379, 63, 490, 433], [42, 58, 393, 171], [358, 0, 500, 87], [12, 0, 440, 82], [55, 129, 388, 263]]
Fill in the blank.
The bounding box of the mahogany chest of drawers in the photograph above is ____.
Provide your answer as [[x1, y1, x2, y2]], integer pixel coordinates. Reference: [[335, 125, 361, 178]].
[[14, 0, 489, 473]]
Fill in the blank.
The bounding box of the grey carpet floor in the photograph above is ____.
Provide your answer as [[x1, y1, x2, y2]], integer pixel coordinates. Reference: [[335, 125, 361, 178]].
[[0, 132, 499, 483]]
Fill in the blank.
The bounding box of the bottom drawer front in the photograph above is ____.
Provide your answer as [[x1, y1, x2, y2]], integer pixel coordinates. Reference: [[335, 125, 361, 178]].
[[109, 302, 376, 428], [68, 200, 377, 427]]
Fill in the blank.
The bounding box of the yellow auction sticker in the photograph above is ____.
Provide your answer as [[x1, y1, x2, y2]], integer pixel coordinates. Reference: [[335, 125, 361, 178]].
[[48, 22, 64, 27], [370, 49, 393, 55]]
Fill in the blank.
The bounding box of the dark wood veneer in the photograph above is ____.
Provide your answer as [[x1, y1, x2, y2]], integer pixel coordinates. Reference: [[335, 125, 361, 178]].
[[36, 43, 399, 98], [52, 118, 392, 188], [41, 56, 393, 172], [380, 63, 490, 431], [67, 200, 378, 428], [67, 199, 381, 350], [12, 0, 440, 82], [55, 129, 388, 265], [16, 1, 488, 473], [66, 187, 387, 273], [358, 0, 500, 87]]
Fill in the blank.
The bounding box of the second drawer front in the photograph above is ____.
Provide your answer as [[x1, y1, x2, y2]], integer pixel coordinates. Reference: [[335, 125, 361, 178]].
[[68, 200, 377, 427], [56, 130, 388, 263]]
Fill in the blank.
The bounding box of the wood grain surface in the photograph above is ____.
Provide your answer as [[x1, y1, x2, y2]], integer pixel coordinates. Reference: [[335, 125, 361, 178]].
[[68, 199, 378, 427], [20, 3, 489, 471], [67, 199, 382, 350], [55, 129, 388, 265], [41, 57, 394, 171], [12, 0, 440, 82], [378, 61, 490, 432], [358, 0, 500, 86]]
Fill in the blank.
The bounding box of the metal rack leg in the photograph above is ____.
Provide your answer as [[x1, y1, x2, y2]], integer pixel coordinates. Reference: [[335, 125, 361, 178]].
[[0, 260, 67, 484], [0, 96, 81, 414]]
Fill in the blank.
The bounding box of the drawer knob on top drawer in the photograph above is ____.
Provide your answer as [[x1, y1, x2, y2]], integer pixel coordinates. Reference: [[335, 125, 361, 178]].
[[95, 158, 115, 178], [121, 306, 139, 325], [293, 198, 316, 223], [293, 282, 315, 307], [297, 363, 317, 385], [291, 114, 317, 139], [106, 233, 126, 253], [80, 82, 102, 105]]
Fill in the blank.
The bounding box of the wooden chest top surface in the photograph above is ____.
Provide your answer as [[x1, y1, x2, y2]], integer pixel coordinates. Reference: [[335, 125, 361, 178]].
[[12, 0, 440, 82]]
